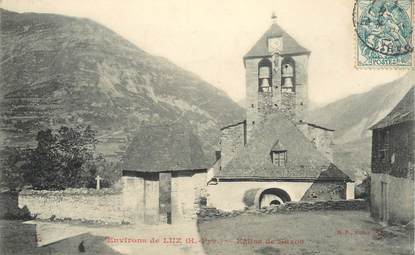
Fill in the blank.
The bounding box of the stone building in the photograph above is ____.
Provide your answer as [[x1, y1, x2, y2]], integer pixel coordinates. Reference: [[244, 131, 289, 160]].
[[370, 86, 414, 224], [207, 17, 354, 211], [122, 123, 209, 224]]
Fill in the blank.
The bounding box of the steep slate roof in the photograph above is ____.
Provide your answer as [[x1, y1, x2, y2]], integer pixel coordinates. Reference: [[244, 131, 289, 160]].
[[122, 123, 210, 172], [371, 86, 414, 130], [244, 22, 310, 59], [216, 113, 351, 181]]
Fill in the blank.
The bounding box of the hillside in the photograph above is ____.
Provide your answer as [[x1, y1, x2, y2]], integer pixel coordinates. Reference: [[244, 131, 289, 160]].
[[308, 71, 414, 180], [0, 9, 245, 165]]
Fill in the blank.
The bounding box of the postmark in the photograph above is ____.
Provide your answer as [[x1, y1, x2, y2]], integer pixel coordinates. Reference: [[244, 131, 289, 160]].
[[353, 0, 414, 68]]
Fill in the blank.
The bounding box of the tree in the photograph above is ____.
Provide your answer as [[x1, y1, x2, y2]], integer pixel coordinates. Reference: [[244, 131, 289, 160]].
[[0, 147, 30, 191], [24, 125, 101, 190]]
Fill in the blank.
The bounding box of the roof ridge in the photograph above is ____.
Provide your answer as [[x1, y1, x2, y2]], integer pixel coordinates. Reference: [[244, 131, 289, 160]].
[[122, 123, 210, 172], [370, 86, 414, 130]]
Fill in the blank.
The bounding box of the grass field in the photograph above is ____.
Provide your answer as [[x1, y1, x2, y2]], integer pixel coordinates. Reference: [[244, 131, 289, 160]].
[[197, 210, 414, 255]]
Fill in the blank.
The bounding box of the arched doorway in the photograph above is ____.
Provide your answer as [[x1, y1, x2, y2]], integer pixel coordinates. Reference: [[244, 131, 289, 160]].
[[255, 188, 291, 209]]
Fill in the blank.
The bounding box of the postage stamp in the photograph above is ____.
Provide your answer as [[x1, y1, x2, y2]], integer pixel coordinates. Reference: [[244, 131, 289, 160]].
[[353, 0, 414, 68]]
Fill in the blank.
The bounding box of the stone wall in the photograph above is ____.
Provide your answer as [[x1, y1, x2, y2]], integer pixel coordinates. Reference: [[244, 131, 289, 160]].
[[280, 91, 296, 119], [18, 188, 126, 223], [122, 175, 145, 224], [208, 180, 352, 211], [245, 58, 261, 136], [122, 170, 207, 225], [220, 122, 246, 167], [301, 181, 346, 201], [207, 181, 313, 211], [258, 91, 274, 116], [371, 173, 414, 225], [198, 199, 368, 222], [296, 122, 334, 162], [372, 121, 414, 179], [172, 171, 207, 223], [262, 199, 368, 213]]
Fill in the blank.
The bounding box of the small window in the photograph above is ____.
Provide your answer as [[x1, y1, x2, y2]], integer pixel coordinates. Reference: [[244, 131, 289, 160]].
[[378, 129, 390, 161], [379, 149, 388, 161], [272, 151, 287, 166], [384, 130, 390, 149]]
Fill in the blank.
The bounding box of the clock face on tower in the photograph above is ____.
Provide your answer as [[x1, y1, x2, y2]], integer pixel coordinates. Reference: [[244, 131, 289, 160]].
[[268, 37, 282, 53]]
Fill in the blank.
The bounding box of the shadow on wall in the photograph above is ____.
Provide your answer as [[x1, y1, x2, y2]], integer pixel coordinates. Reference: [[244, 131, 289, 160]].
[[0, 221, 122, 255]]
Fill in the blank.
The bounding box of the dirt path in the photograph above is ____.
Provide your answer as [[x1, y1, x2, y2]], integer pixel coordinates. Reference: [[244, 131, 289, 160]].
[[1, 220, 206, 255]]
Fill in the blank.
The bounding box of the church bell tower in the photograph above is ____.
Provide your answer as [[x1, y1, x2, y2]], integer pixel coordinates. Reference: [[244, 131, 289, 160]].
[[243, 14, 310, 136]]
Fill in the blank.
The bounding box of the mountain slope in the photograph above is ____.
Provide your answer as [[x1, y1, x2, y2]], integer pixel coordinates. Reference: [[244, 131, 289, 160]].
[[308, 71, 414, 180], [0, 9, 245, 163], [309, 72, 414, 144]]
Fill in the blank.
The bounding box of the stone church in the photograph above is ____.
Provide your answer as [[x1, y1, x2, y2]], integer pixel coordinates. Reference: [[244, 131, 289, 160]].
[[207, 16, 354, 211]]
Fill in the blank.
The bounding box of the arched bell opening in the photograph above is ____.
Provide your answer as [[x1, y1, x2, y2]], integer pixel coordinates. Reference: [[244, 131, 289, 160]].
[[258, 58, 273, 92], [281, 57, 296, 92]]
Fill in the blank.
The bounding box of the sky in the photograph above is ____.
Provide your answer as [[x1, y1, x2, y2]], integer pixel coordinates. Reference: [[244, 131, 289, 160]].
[[2, 0, 410, 106]]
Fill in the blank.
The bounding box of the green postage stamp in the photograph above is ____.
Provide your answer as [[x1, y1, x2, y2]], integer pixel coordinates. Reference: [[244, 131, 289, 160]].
[[353, 0, 414, 68]]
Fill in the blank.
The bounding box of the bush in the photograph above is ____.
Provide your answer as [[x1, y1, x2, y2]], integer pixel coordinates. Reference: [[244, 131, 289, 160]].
[[243, 188, 260, 207], [199, 196, 207, 206], [355, 176, 370, 200], [3, 205, 34, 220]]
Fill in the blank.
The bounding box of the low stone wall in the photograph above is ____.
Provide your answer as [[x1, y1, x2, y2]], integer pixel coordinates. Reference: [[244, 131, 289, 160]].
[[197, 199, 368, 222], [197, 207, 246, 223], [18, 188, 127, 224], [258, 199, 368, 214]]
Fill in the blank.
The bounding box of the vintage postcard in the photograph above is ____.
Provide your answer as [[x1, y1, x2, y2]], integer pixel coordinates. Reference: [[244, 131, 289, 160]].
[[0, 0, 414, 255]]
